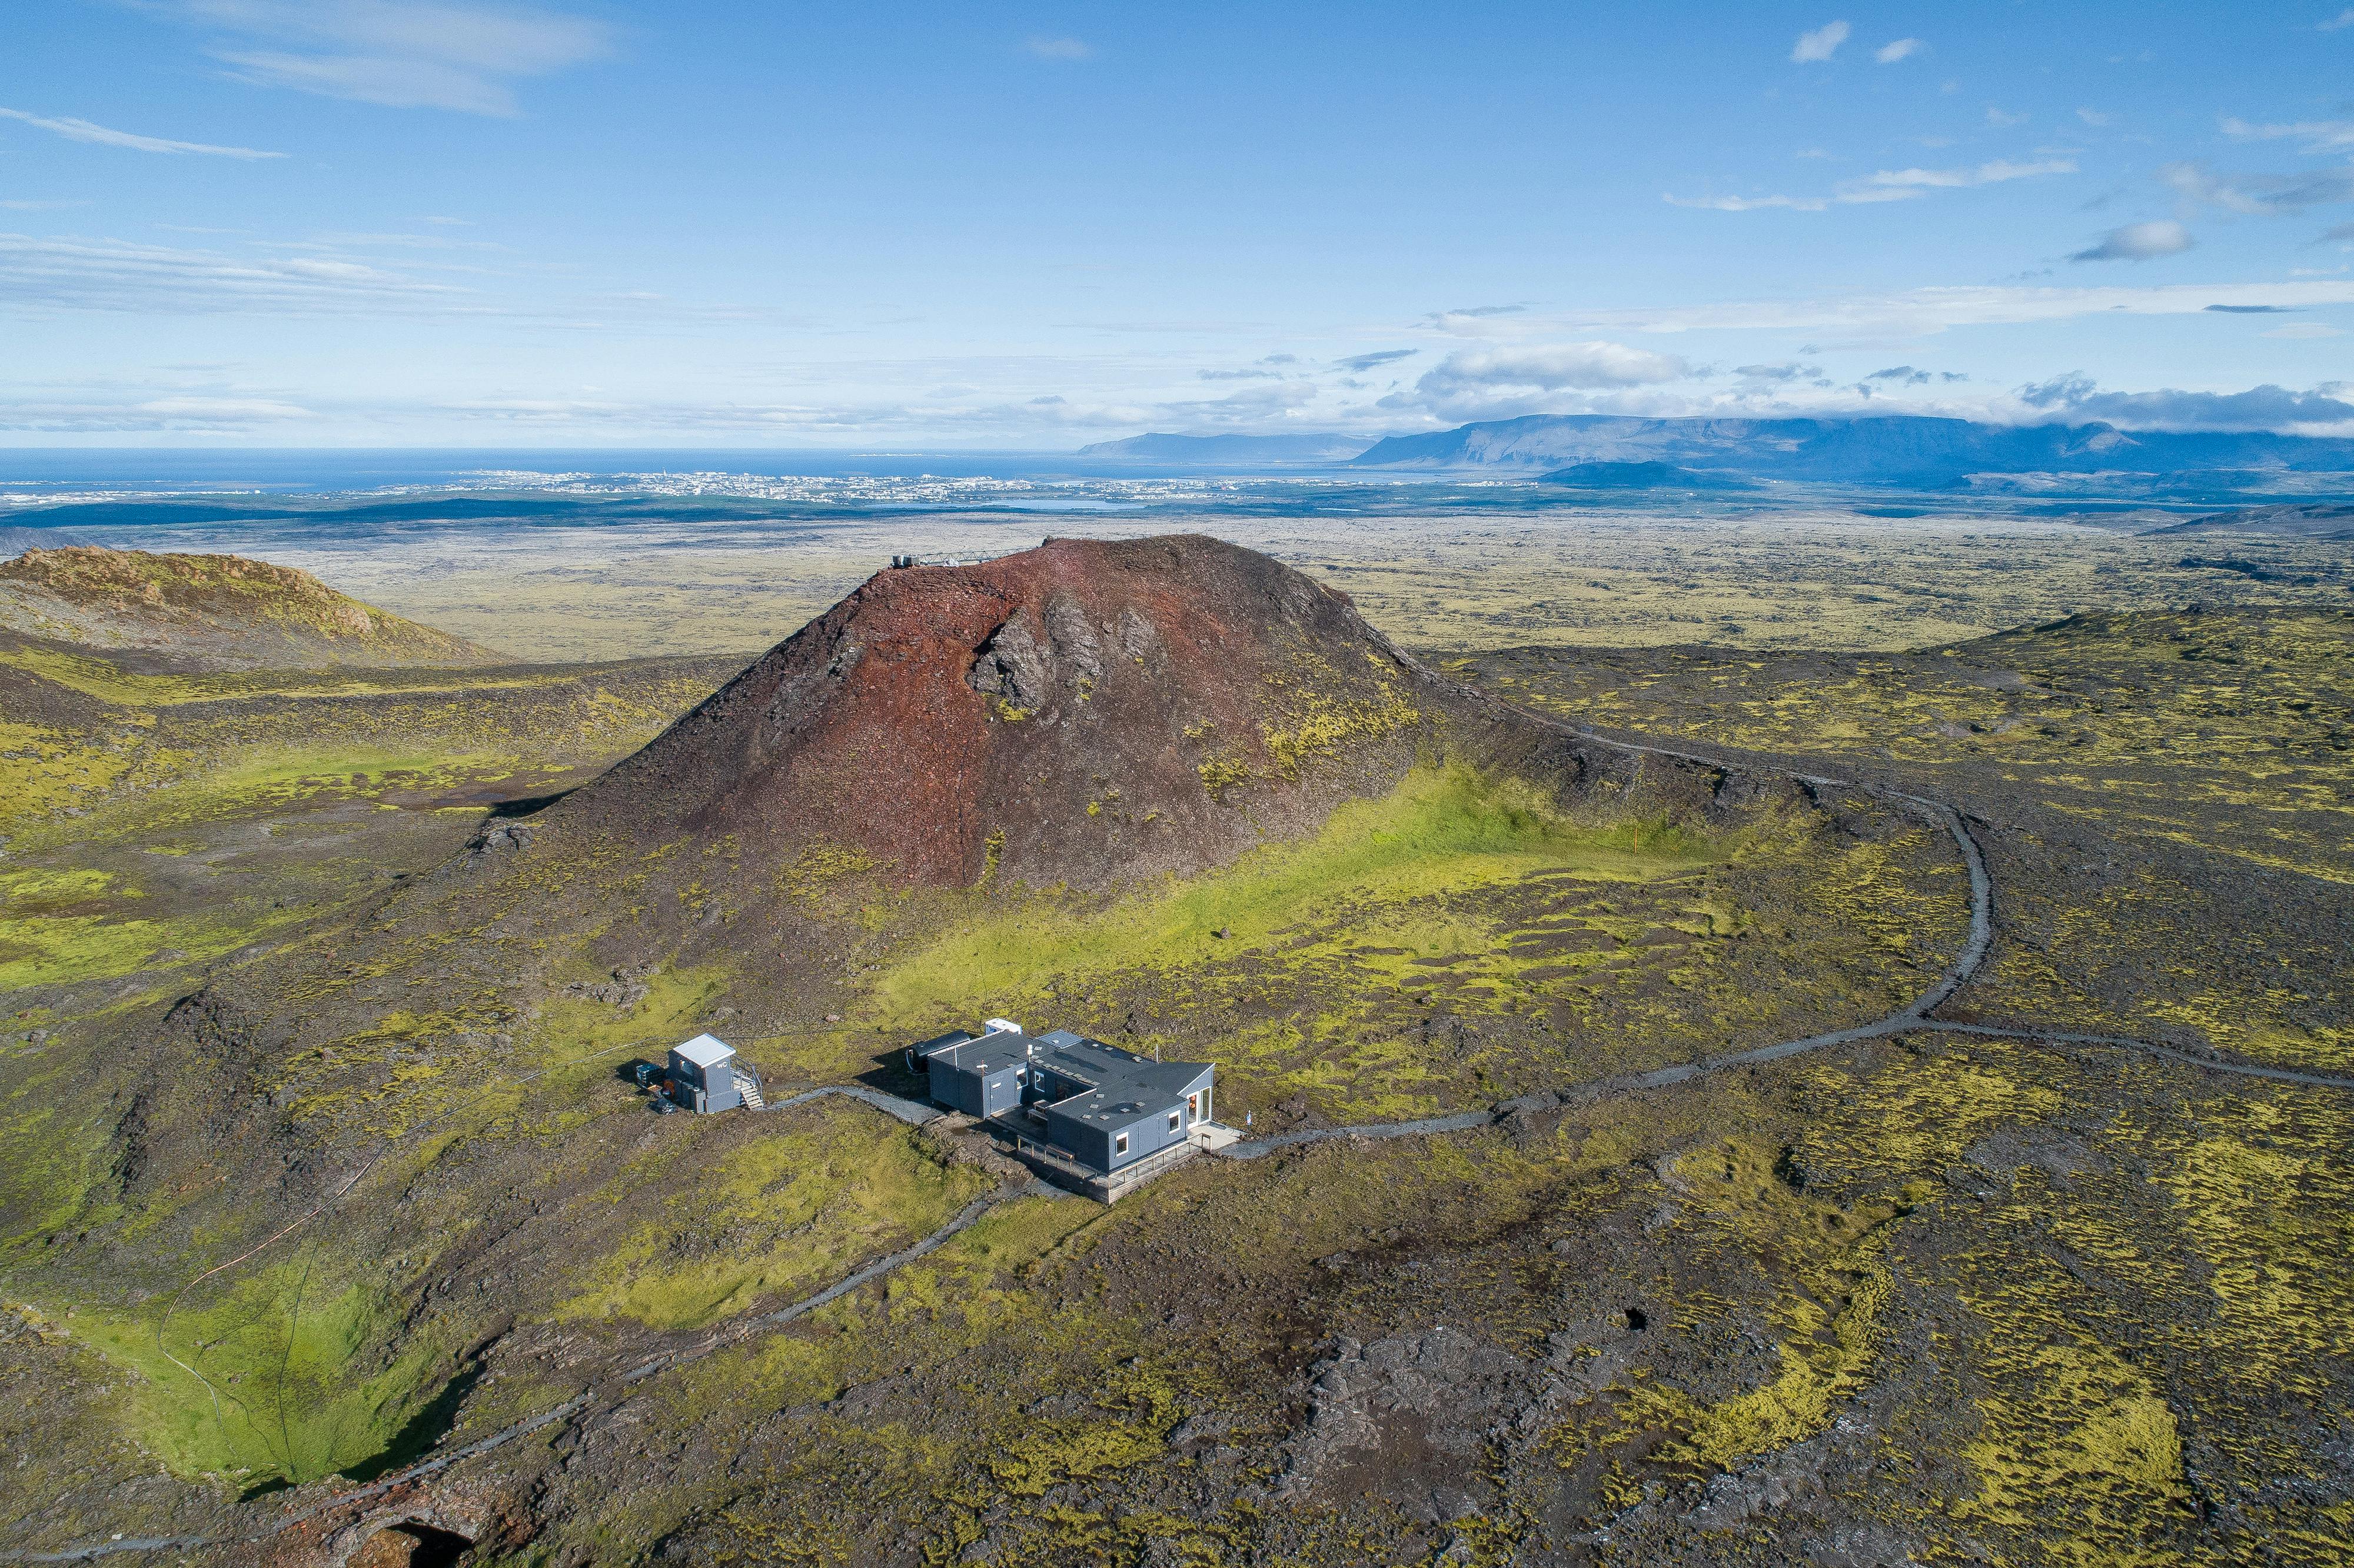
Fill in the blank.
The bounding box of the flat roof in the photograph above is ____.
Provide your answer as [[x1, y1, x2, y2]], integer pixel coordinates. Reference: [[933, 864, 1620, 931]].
[[672, 1033, 736, 1069], [930, 1024, 1211, 1127], [1032, 1030, 1212, 1101], [926, 1029, 1029, 1073], [912, 1028, 979, 1059]]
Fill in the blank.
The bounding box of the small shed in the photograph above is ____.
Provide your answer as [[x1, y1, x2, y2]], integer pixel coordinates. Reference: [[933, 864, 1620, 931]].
[[667, 1033, 743, 1115]]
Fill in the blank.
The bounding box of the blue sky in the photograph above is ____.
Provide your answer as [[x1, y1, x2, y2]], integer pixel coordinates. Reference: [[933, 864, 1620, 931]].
[[4, 1, 2353, 447]]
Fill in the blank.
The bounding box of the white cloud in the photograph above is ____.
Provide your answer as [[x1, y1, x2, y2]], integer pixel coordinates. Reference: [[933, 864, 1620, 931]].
[[1421, 278, 2354, 340], [2163, 161, 2354, 215], [1869, 158, 2076, 191], [1791, 21, 1850, 62], [2077, 108, 2111, 127], [2069, 219, 2195, 261], [0, 392, 317, 432], [289, 229, 508, 252], [1442, 342, 1688, 388], [1667, 157, 2073, 212], [1985, 106, 2029, 128], [156, 1, 612, 116], [1874, 37, 1923, 63], [2263, 321, 2345, 338], [0, 106, 284, 158], [0, 231, 468, 314], [2220, 115, 2354, 153], [2321, 8, 2354, 28], [1397, 342, 1690, 418], [2015, 374, 2354, 433], [1024, 35, 1093, 60]]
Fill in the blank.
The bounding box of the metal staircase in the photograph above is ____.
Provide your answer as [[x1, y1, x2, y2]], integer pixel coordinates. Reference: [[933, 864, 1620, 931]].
[[733, 1067, 766, 1110]]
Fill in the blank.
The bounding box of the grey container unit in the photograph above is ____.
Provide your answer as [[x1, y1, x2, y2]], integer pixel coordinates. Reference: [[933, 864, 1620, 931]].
[[917, 1027, 1029, 1118], [667, 1033, 743, 1114]]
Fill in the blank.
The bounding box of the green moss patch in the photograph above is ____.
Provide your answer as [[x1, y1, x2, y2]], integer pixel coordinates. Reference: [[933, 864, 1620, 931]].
[[553, 1103, 991, 1331]]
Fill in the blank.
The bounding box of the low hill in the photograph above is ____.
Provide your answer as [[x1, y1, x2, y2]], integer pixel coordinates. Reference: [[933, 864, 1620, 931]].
[[0, 545, 502, 670], [1075, 432, 1371, 464], [2145, 501, 2354, 540], [1540, 460, 1753, 491], [1352, 412, 2354, 490]]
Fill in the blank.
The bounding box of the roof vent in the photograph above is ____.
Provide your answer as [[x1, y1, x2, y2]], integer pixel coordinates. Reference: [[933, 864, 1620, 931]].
[[983, 1017, 1022, 1036]]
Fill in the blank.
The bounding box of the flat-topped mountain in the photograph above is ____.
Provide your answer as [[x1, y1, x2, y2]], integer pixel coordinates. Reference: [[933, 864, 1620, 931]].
[[1352, 413, 2354, 488], [0, 545, 501, 670], [549, 534, 1438, 887]]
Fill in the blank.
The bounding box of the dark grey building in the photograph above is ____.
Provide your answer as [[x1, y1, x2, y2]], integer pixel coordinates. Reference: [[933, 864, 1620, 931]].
[[912, 1021, 1214, 1176], [667, 1033, 744, 1114]]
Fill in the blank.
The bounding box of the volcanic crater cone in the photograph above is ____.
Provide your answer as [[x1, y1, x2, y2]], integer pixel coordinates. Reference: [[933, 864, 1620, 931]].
[[550, 534, 1442, 887]]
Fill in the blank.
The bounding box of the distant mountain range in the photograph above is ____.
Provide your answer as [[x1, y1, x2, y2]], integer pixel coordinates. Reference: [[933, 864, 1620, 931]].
[[1351, 414, 2354, 488], [1076, 415, 2354, 494]]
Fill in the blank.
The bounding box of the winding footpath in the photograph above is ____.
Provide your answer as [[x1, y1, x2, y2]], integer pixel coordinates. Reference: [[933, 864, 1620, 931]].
[[1221, 719, 2352, 1160], [13, 717, 2354, 1562]]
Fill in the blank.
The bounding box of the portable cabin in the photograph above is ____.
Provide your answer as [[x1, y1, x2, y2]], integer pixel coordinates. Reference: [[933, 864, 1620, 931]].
[[667, 1033, 743, 1114]]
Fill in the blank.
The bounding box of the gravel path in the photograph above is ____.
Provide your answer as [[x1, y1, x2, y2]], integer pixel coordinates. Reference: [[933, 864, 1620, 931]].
[[1212, 717, 2349, 1164], [762, 1083, 942, 1124]]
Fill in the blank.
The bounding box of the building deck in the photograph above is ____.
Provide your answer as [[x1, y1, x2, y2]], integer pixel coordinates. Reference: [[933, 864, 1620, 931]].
[[985, 1116, 1236, 1202]]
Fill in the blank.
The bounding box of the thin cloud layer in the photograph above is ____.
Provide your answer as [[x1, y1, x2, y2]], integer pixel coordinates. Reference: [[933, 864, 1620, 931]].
[[2018, 373, 2354, 431], [0, 106, 283, 158], [1668, 158, 2073, 212], [2163, 162, 2354, 217], [2221, 115, 2354, 153], [1430, 279, 2354, 338], [0, 232, 466, 314], [1334, 349, 1417, 372], [161, 0, 613, 115]]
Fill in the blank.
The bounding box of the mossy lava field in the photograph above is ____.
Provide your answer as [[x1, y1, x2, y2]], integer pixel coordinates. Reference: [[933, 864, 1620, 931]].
[[1, 538, 2349, 1568]]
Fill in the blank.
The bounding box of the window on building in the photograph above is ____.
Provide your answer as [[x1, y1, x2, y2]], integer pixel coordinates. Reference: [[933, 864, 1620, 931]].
[[1115, 1133, 1129, 1155], [1168, 1111, 1181, 1132]]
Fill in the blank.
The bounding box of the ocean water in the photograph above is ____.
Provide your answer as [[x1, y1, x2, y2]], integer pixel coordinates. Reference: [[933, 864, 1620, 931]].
[[0, 447, 1388, 500], [0, 447, 1748, 562]]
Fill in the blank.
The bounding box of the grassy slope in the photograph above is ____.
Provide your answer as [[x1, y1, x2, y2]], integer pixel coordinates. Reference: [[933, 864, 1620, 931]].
[[0, 546, 497, 668], [0, 640, 754, 1497], [832, 763, 1963, 1121]]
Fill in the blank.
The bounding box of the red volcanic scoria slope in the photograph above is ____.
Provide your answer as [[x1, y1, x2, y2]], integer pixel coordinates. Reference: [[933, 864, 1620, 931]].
[[553, 534, 1437, 887]]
